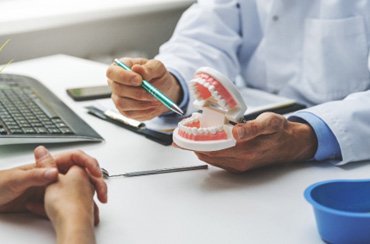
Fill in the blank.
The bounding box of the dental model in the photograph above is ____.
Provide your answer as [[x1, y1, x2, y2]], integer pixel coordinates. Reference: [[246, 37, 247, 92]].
[[173, 67, 247, 151]]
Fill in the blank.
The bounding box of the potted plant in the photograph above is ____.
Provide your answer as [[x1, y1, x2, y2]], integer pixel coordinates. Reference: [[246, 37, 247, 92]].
[[0, 39, 12, 73]]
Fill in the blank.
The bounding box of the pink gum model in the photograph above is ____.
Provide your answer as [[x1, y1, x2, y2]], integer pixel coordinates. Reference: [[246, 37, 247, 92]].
[[173, 67, 247, 151]]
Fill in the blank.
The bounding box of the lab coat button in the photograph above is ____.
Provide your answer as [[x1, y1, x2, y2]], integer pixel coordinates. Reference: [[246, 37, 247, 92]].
[[272, 15, 279, 21]]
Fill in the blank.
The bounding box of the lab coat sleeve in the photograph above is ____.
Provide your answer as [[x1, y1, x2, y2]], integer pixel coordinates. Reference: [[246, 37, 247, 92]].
[[289, 112, 342, 161], [155, 0, 243, 113], [296, 90, 370, 165]]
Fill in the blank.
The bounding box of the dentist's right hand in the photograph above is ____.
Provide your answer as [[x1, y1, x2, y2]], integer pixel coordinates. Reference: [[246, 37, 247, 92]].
[[106, 58, 182, 121]]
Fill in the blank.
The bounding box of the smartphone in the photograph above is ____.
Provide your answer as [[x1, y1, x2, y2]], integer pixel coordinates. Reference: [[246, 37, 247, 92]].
[[66, 85, 111, 101]]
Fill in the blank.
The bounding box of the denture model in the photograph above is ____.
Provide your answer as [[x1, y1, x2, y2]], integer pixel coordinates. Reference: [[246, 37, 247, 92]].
[[173, 67, 247, 151]]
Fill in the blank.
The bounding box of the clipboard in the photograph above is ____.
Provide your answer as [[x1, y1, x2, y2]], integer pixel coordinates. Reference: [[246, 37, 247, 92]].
[[85, 106, 172, 146], [243, 102, 306, 120]]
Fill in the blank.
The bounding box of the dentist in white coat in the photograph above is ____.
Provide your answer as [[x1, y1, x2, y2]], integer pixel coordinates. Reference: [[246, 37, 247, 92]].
[[107, 0, 370, 172]]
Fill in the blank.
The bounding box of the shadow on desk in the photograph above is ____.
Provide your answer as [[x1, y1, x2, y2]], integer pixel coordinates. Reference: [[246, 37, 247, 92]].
[[0, 141, 102, 157], [337, 160, 370, 170], [0, 213, 54, 239], [200, 162, 313, 192], [199, 159, 370, 193], [303, 158, 370, 171]]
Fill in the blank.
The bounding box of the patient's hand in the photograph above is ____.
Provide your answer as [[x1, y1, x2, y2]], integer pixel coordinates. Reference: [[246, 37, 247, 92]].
[[0, 164, 58, 213], [34, 146, 107, 203], [45, 166, 97, 244], [0, 146, 107, 216]]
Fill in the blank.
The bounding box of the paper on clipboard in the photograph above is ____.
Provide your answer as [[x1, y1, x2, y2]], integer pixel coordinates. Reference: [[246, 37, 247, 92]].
[[94, 99, 179, 132], [240, 87, 297, 115]]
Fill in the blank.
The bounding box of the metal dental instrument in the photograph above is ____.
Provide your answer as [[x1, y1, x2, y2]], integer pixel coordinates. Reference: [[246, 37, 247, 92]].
[[101, 164, 208, 179]]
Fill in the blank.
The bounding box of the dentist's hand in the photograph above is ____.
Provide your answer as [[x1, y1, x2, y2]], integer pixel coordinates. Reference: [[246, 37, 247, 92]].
[[106, 58, 182, 121], [194, 112, 317, 172]]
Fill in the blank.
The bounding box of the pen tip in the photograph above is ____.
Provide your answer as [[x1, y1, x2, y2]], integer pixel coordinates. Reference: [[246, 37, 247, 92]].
[[171, 104, 184, 116]]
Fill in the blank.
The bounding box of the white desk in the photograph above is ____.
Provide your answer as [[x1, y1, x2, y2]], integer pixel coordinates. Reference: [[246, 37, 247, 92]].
[[1, 55, 369, 244]]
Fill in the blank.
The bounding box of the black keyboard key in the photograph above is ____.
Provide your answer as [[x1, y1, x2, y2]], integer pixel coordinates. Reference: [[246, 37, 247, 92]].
[[22, 128, 36, 134], [35, 127, 48, 134], [0, 76, 76, 138], [0, 127, 7, 135], [60, 128, 74, 134]]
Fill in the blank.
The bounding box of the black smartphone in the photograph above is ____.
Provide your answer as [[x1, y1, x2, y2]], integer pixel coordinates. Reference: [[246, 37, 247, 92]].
[[66, 85, 111, 101]]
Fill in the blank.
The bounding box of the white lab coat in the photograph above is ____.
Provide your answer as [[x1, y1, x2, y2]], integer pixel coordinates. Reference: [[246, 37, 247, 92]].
[[155, 0, 370, 165]]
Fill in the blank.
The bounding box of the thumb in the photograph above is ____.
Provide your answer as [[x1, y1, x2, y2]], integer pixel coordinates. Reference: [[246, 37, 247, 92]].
[[34, 146, 55, 168], [10, 168, 58, 194], [232, 113, 285, 142]]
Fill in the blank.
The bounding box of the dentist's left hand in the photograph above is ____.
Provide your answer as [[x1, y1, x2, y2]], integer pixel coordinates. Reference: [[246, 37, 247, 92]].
[[194, 112, 317, 172]]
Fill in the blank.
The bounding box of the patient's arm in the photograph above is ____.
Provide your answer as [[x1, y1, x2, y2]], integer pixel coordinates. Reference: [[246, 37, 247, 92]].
[[44, 166, 97, 244]]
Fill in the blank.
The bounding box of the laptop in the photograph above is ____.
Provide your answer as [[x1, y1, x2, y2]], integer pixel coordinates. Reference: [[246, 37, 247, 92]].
[[0, 73, 103, 145]]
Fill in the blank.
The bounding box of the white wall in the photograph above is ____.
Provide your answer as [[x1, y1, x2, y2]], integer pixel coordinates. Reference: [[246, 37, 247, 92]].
[[0, 1, 192, 64]]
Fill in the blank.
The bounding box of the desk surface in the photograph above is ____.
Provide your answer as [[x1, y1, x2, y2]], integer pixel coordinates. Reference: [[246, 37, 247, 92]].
[[1, 55, 369, 244]]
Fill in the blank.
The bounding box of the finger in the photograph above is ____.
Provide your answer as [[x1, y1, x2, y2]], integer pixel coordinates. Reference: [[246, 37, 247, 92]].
[[106, 65, 142, 86], [120, 57, 149, 67], [89, 174, 108, 204], [16, 163, 37, 170], [93, 201, 100, 226], [108, 57, 149, 86], [115, 97, 161, 112], [34, 146, 56, 168], [9, 168, 58, 194], [131, 59, 167, 82], [53, 150, 102, 178], [110, 83, 156, 102], [67, 166, 107, 204], [26, 202, 47, 218], [232, 113, 286, 141], [111, 94, 158, 112]]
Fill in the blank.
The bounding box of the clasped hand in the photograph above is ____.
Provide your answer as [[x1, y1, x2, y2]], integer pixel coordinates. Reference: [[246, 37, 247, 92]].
[[0, 146, 107, 226]]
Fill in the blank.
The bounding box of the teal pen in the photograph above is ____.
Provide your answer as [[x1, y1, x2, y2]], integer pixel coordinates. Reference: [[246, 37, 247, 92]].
[[114, 59, 184, 116]]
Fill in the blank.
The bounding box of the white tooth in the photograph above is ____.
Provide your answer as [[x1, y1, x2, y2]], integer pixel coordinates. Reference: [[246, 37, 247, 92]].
[[191, 128, 198, 134], [182, 118, 190, 125], [213, 91, 221, 100], [190, 82, 197, 91], [217, 126, 224, 132], [179, 122, 185, 130], [199, 128, 206, 134], [208, 85, 215, 92], [211, 90, 220, 100], [210, 127, 217, 134]]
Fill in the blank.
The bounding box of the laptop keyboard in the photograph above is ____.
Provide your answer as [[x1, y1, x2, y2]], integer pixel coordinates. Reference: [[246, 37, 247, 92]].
[[0, 82, 74, 136]]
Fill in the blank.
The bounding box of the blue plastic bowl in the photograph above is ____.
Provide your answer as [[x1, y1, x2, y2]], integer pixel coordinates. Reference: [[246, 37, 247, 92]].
[[304, 179, 370, 244]]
